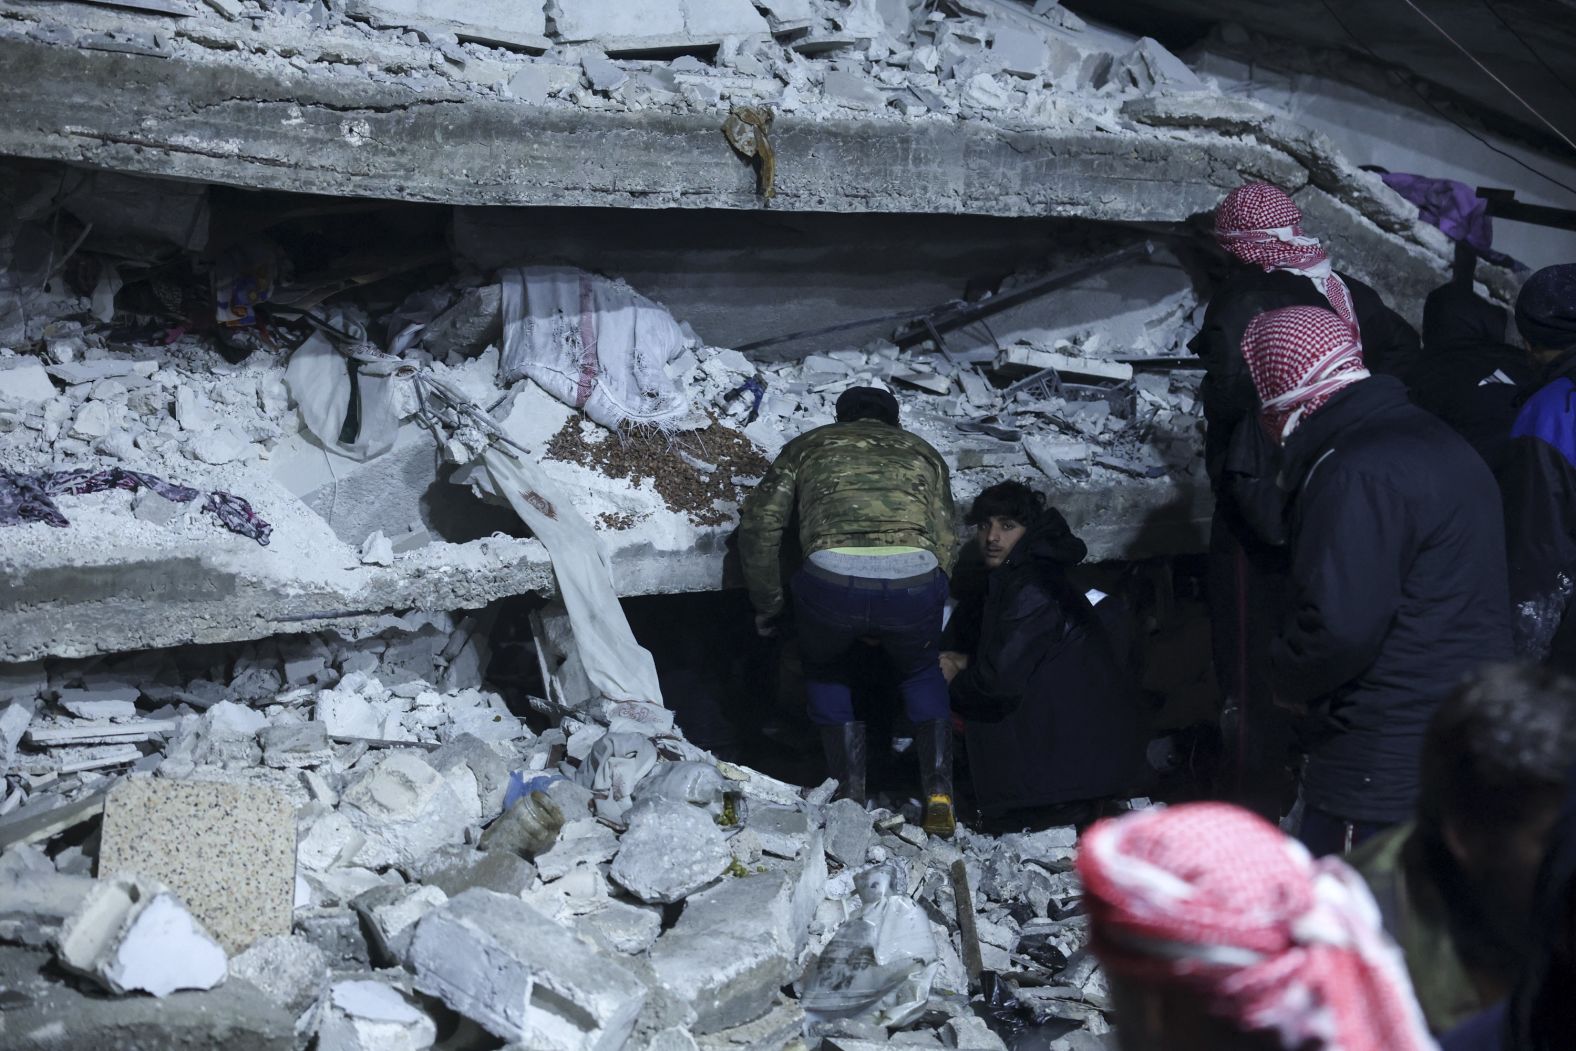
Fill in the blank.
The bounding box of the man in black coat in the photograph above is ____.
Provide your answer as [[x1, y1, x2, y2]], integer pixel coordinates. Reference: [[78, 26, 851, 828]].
[[1495, 264, 1576, 670], [940, 482, 1148, 825], [1241, 305, 1511, 857], [1190, 182, 1421, 821], [1409, 281, 1534, 475]]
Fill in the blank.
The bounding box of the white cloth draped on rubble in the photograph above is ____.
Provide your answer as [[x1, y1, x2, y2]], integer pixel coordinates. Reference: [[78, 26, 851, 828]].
[[284, 311, 414, 461], [497, 266, 693, 431], [481, 437, 664, 707]]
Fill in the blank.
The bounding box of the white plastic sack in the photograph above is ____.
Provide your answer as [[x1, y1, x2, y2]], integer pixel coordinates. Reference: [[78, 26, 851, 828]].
[[284, 315, 410, 461], [498, 266, 692, 430], [799, 861, 941, 1029], [633, 761, 731, 819], [574, 732, 659, 805]]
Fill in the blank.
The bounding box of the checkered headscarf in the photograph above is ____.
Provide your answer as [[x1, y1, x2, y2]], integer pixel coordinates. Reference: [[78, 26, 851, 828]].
[[1078, 804, 1435, 1051], [1241, 306, 1369, 442], [1216, 183, 1358, 329]]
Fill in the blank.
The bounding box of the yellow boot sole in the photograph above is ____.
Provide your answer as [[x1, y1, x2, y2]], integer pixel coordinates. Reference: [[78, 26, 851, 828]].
[[922, 794, 956, 838]]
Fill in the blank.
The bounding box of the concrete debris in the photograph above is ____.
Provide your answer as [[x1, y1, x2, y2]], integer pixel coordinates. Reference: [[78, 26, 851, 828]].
[[56, 873, 228, 998], [339, 751, 480, 869], [229, 934, 331, 1047], [319, 979, 437, 1051], [410, 888, 647, 1049], [611, 797, 732, 904]]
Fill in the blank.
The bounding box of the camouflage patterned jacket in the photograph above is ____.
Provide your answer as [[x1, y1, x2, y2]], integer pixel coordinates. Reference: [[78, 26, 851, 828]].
[[738, 419, 957, 617]]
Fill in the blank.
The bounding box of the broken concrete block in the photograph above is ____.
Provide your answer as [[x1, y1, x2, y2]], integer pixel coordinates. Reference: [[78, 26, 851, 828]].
[[2, 943, 292, 1050], [824, 798, 874, 868], [410, 888, 647, 1050], [416, 845, 536, 898], [573, 897, 663, 955], [339, 751, 479, 870], [229, 934, 331, 1047], [1, 361, 57, 404], [319, 979, 437, 1051], [351, 882, 447, 965], [0, 847, 93, 947], [0, 699, 35, 770], [989, 22, 1048, 78], [294, 908, 372, 969], [132, 488, 185, 526], [553, 0, 770, 54], [99, 778, 295, 954], [427, 732, 512, 817], [822, 68, 886, 110], [262, 721, 334, 769], [582, 51, 629, 93], [611, 799, 730, 905], [56, 873, 228, 997], [359, 531, 394, 567], [56, 684, 139, 720], [345, 0, 548, 49], [534, 817, 620, 881], [749, 804, 813, 859], [648, 871, 804, 1033]]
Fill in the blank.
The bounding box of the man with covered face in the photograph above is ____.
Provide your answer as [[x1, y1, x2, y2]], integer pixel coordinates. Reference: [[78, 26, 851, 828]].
[[1238, 304, 1510, 856]]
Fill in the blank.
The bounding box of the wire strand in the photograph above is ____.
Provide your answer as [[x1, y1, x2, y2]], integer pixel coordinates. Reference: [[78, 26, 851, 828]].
[[1398, 0, 1576, 153], [1315, 0, 1576, 198], [1480, 0, 1576, 103]]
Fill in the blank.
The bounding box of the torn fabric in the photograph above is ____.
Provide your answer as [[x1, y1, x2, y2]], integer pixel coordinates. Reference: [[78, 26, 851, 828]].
[[0, 467, 272, 545]]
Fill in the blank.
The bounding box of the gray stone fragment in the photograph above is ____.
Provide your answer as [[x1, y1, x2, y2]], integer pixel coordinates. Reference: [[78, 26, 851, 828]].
[[262, 721, 334, 769], [823, 798, 873, 868], [418, 846, 536, 898], [294, 908, 371, 969], [573, 898, 663, 955], [229, 934, 331, 1048], [132, 488, 185, 525], [535, 817, 620, 881], [582, 51, 628, 93], [350, 882, 447, 965], [648, 871, 802, 1034], [748, 804, 812, 859], [428, 732, 513, 818], [611, 799, 730, 905], [421, 284, 502, 357], [410, 888, 646, 1049], [0, 944, 293, 1050], [0, 846, 92, 947]]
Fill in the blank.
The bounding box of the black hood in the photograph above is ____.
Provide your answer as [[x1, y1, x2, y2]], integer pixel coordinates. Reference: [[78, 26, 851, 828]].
[[1003, 506, 1087, 569], [1424, 283, 1509, 352]]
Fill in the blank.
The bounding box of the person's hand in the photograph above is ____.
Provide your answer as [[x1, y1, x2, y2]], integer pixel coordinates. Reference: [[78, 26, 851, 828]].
[[940, 651, 969, 684], [755, 614, 779, 638]]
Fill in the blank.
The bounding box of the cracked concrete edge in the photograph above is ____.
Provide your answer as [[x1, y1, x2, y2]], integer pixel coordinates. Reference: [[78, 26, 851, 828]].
[[0, 478, 1211, 663]]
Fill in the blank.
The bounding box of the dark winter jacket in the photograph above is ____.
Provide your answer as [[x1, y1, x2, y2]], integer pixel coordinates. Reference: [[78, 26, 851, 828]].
[[1500, 762, 1576, 1051], [1191, 266, 1422, 547], [1273, 375, 1512, 823], [1498, 352, 1576, 671], [946, 512, 1147, 815], [1410, 283, 1533, 475]]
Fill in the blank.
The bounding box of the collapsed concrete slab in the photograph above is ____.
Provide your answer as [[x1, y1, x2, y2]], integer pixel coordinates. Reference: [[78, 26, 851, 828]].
[[409, 888, 647, 1050], [55, 873, 228, 998]]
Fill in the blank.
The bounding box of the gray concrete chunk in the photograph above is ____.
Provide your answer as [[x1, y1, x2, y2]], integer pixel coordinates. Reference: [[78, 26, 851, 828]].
[[410, 888, 646, 1050], [610, 799, 730, 904], [823, 798, 874, 868]]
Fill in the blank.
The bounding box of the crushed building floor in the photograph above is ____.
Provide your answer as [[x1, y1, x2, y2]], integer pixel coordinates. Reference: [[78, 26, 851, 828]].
[[0, 0, 1561, 1047]]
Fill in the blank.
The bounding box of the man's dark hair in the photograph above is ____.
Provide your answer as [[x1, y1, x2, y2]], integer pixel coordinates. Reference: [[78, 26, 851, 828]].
[[835, 386, 900, 426], [1419, 663, 1576, 836], [964, 481, 1046, 528]]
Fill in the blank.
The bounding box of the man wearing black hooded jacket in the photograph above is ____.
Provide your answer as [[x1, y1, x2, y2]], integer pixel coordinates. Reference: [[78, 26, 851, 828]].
[[940, 482, 1148, 824]]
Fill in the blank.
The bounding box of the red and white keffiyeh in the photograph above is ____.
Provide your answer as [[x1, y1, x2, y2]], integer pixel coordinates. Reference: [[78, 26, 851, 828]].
[[1216, 183, 1358, 330], [1077, 804, 1434, 1051], [1241, 306, 1370, 442]]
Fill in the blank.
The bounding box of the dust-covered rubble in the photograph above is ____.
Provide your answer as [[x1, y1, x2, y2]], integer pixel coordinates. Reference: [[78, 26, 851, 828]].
[[0, 623, 1127, 1050]]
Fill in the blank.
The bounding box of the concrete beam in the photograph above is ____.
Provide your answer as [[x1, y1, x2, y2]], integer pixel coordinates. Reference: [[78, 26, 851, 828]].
[[0, 475, 1209, 663], [0, 34, 1300, 220]]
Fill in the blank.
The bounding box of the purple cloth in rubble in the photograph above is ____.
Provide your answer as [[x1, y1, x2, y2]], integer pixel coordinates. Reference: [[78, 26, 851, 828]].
[[0, 467, 271, 546], [1379, 173, 1525, 271]]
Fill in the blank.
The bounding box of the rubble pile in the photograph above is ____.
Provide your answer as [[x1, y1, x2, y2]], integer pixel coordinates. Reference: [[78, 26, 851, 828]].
[[0, 0, 1210, 130], [0, 623, 1123, 1051]]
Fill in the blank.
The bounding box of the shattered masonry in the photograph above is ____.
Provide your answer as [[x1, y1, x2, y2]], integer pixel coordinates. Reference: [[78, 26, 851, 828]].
[[0, 0, 1541, 1049]]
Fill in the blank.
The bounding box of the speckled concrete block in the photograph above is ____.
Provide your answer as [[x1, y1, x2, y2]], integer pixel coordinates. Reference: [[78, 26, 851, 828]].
[[99, 778, 295, 954]]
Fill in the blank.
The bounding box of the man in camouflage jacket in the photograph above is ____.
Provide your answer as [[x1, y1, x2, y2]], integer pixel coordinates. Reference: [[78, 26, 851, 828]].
[[739, 386, 959, 835]]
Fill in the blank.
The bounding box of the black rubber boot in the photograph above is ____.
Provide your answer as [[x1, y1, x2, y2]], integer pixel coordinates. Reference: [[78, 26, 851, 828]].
[[820, 721, 868, 806], [915, 718, 956, 838]]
